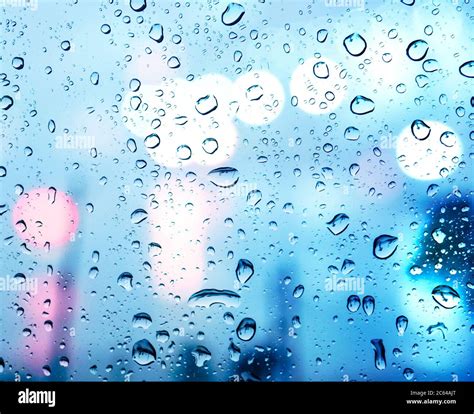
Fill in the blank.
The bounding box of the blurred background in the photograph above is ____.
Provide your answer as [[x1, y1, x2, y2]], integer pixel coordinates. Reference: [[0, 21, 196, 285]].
[[0, 0, 472, 381]]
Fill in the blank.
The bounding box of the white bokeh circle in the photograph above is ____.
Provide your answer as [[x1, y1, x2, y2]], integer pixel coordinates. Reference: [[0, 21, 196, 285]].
[[396, 120, 462, 180], [232, 70, 285, 125], [290, 57, 347, 114]]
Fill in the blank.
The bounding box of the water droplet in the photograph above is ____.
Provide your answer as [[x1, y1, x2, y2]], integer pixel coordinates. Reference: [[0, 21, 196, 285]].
[[117, 272, 133, 291], [403, 368, 414, 380], [326, 213, 350, 235], [396, 315, 408, 335], [149, 23, 164, 43], [313, 61, 329, 79], [191, 345, 212, 367], [246, 190, 262, 206], [440, 131, 456, 148], [431, 228, 446, 244], [130, 0, 146, 12], [148, 242, 161, 257], [90, 71, 99, 85], [347, 295, 361, 312], [221, 2, 245, 26], [236, 317, 256, 341], [195, 94, 218, 115], [156, 330, 170, 343], [316, 29, 328, 43], [426, 184, 439, 197], [202, 137, 219, 154], [176, 144, 192, 160], [343, 33, 367, 57], [246, 84, 264, 101], [131, 208, 148, 224], [350, 95, 375, 115], [100, 24, 111, 34], [132, 339, 156, 366], [61, 40, 71, 51], [234, 50, 243, 62], [14, 273, 26, 284], [48, 119, 56, 133], [208, 167, 239, 188], [132, 312, 152, 329], [373, 234, 398, 259], [188, 289, 241, 308], [370, 339, 386, 370], [167, 56, 181, 69], [1, 96, 14, 110], [235, 259, 254, 284], [293, 284, 305, 298], [228, 340, 241, 361], [410, 119, 431, 140], [427, 322, 448, 339], [129, 78, 141, 92], [127, 138, 137, 153], [431, 285, 460, 309], [88, 267, 99, 279], [144, 133, 160, 149], [362, 296, 375, 316], [349, 163, 360, 177], [344, 126, 360, 141], [130, 95, 142, 110], [459, 60, 474, 78], [406, 39, 429, 61], [341, 259, 355, 275], [12, 57, 24, 70]]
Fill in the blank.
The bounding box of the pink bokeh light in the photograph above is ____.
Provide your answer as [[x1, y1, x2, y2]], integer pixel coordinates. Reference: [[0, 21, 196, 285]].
[[12, 187, 79, 249]]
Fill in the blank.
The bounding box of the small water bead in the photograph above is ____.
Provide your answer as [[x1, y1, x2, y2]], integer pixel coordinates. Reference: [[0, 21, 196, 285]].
[[202, 137, 219, 154], [208, 167, 239, 188], [130, 0, 147, 12], [132, 339, 156, 366], [370, 339, 386, 370], [221, 3, 245, 26], [12, 57, 24, 70], [176, 145, 192, 160], [167, 56, 181, 69], [411, 119, 431, 140], [326, 213, 350, 235], [130, 208, 148, 224], [347, 295, 361, 313], [459, 61, 474, 78], [362, 296, 375, 316], [235, 259, 254, 284], [350, 95, 375, 115], [117, 272, 133, 291], [100, 24, 111, 34], [191, 346, 212, 367], [343, 33, 367, 57], [373, 235, 398, 259], [188, 289, 241, 308], [406, 40, 429, 61], [149, 23, 164, 43], [1, 96, 14, 110], [344, 126, 360, 141], [90, 72, 99, 85], [317, 29, 328, 43], [396, 315, 408, 335], [431, 285, 460, 309], [236, 317, 256, 341]]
